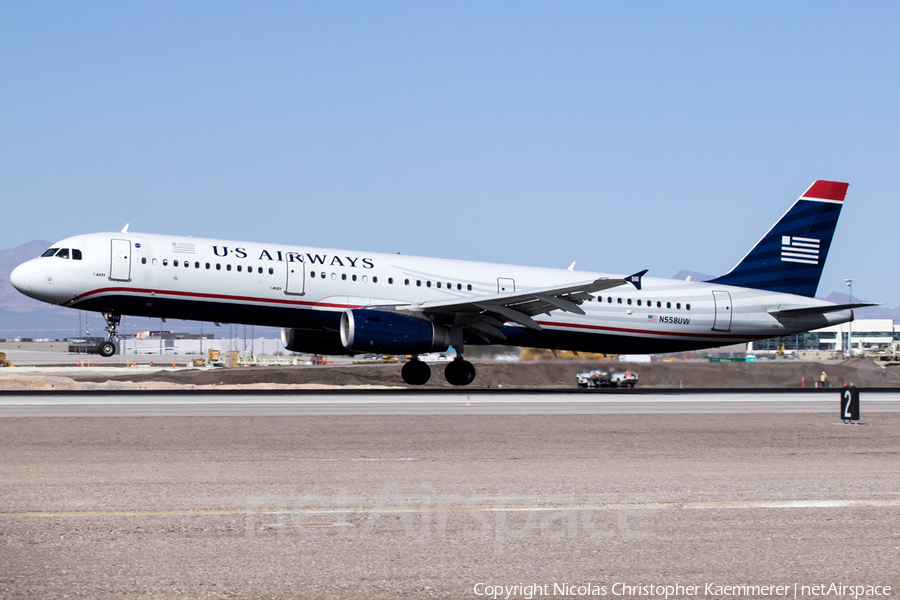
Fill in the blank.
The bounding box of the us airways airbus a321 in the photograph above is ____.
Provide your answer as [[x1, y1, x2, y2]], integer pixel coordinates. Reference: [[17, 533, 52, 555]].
[[10, 180, 874, 386]]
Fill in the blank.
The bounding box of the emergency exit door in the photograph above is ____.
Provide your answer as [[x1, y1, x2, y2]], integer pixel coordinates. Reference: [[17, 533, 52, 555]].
[[285, 261, 306, 295], [109, 239, 132, 282]]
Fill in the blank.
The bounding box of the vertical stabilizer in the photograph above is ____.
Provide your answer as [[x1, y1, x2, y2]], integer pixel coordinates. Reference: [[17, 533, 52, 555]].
[[708, 180, 848, 297]]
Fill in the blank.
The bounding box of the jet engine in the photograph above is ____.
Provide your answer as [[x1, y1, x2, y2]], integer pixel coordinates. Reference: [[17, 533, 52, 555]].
[[281, 327, 357, 356], [340, 309, 451, 354]]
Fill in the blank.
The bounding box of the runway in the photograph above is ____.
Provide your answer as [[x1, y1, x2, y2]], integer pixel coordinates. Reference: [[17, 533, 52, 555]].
[[1, 392, 898, 598], [2, 388, 900, 417]]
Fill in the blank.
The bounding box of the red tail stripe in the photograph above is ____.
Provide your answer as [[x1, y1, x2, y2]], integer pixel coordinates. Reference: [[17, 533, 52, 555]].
[[802, 180, 848, 202]]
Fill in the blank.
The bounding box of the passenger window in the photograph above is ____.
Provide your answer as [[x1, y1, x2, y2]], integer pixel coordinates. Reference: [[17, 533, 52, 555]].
[[72, 249, 83, 260], [310, 271, 316, 278], [258, 267, 263, 274], [627, 298, 632, 305], [676, 303, 681, 309], [152, 258, 158, 266], [436, 282, 441, 289], [657, 301, 662, 308], [426, 281, 431, 288], [617, 298, 622, 304], [57, 248, 70, 259], [363, 275, 369, 283], [226, 264, 231, 271], [686, 304, 691, 310], [184, 261, 189, 268], [268, 268, 274, 275], [162, 259, 168, 266], [331, 273, 336, 280], [237, 265, 242, 272], [388, 278, 393, 284], [405, 279, 410, 285], [205, 263, 211, 269], [195, 262, 200, 268], [467, 284, 472, 291], [41, 248, 59, 257], [417, 280, 422, 287], [342, 274, 347, 281], [352, 274, 357, 281], [666, 302, 671, 309], [457, 284, 462, 290], [371, 276, 376, 283], [637, 300, 641, 306], [141, 257, 147, 265], [216, 264, 221, 270], [607, 297, 612, 303]]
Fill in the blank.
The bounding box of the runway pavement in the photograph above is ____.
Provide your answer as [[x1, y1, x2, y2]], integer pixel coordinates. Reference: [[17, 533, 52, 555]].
[[1, 392, 898, 599], [1, 388, 899, 417]]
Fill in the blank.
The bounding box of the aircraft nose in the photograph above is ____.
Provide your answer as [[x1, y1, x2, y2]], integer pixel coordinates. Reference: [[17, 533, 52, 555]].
[[9, 261, 35, 294]]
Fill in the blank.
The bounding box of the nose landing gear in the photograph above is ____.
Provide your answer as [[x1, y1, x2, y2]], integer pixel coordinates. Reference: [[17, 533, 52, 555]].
[[97, 312, 121, 357]]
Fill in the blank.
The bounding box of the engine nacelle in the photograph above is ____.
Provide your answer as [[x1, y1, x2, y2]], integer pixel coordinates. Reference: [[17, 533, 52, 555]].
[[340, 309, 451, 354], [281, 327, 357, 356]]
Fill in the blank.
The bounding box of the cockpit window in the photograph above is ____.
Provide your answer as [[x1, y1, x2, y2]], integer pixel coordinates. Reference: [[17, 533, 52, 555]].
[[56, 248, 70, 259], [41, 248, 59, 257], [72, 249, 82, 260]]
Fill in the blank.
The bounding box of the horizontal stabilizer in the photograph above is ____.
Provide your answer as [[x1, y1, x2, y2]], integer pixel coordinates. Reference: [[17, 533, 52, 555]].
[[768, 302, 879, 317]]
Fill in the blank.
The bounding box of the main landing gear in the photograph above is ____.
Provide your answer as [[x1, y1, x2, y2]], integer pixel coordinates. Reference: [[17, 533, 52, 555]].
[[400, 355, 477, 386], [97, 312, 120, 358]]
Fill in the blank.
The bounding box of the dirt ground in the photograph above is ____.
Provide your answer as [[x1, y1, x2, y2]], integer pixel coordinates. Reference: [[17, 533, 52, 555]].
[[2, 357, 899, 391]]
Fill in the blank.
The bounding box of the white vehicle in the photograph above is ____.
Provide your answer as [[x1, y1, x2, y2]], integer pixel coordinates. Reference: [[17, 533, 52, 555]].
[[576, 369, 637, 388], [10, 181, 874, 386], [609, 370, 638, 388]]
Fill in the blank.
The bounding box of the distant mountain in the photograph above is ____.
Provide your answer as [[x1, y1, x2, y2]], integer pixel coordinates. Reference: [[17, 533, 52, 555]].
[[0, 240, 282, 340], [1, 241, 894, 339], [669, 270, 893, 321], [669, 270, 714, 282], [818, 292, 900, 321], [0, 240, 51, 313]]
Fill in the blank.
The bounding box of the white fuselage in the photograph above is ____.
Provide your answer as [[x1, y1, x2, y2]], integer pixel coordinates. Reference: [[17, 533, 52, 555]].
[[10, 231, 852, 355]]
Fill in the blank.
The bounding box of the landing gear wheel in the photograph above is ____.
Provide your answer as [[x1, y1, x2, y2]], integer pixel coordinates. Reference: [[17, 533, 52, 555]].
[[445, 359, 476, 386], [97, 341, 116, 357], [401, 359, 431, 385], [99, 312, 121, 358]]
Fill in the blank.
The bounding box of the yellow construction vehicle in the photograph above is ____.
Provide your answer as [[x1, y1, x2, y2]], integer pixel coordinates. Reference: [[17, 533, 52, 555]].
[[0, 352, 11, 367], [192, 349, 228, 367]]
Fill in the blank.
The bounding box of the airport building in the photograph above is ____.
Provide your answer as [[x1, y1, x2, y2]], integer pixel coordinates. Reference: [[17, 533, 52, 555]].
[[749, 319, 899, 354]]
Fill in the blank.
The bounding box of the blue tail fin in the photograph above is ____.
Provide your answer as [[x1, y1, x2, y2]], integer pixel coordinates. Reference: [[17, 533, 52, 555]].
[[708, 180, 848, 297]]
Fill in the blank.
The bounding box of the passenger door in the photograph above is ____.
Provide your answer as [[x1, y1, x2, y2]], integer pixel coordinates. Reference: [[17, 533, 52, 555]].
[[109, 239, 132, 282], [712, 290, 733, 332]]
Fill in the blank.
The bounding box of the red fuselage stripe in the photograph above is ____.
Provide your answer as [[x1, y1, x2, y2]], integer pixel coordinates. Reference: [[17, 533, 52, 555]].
[[67, 287, 764, 341], [534, 320, 767, 341], [64, 287, 362, 310]]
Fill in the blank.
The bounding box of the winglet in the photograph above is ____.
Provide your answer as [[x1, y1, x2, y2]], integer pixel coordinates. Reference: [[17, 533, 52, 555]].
[[121, 223, 130, 233], [626, 269, 649, 291]]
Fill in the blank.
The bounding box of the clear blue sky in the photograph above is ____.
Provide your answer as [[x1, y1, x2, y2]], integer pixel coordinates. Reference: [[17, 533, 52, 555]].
[[2, 1, 898, 305]]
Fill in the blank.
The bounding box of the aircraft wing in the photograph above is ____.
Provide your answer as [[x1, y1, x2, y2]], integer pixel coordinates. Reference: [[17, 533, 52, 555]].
[[768, 302, 880, 317], [386, 270, 647, 342]]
